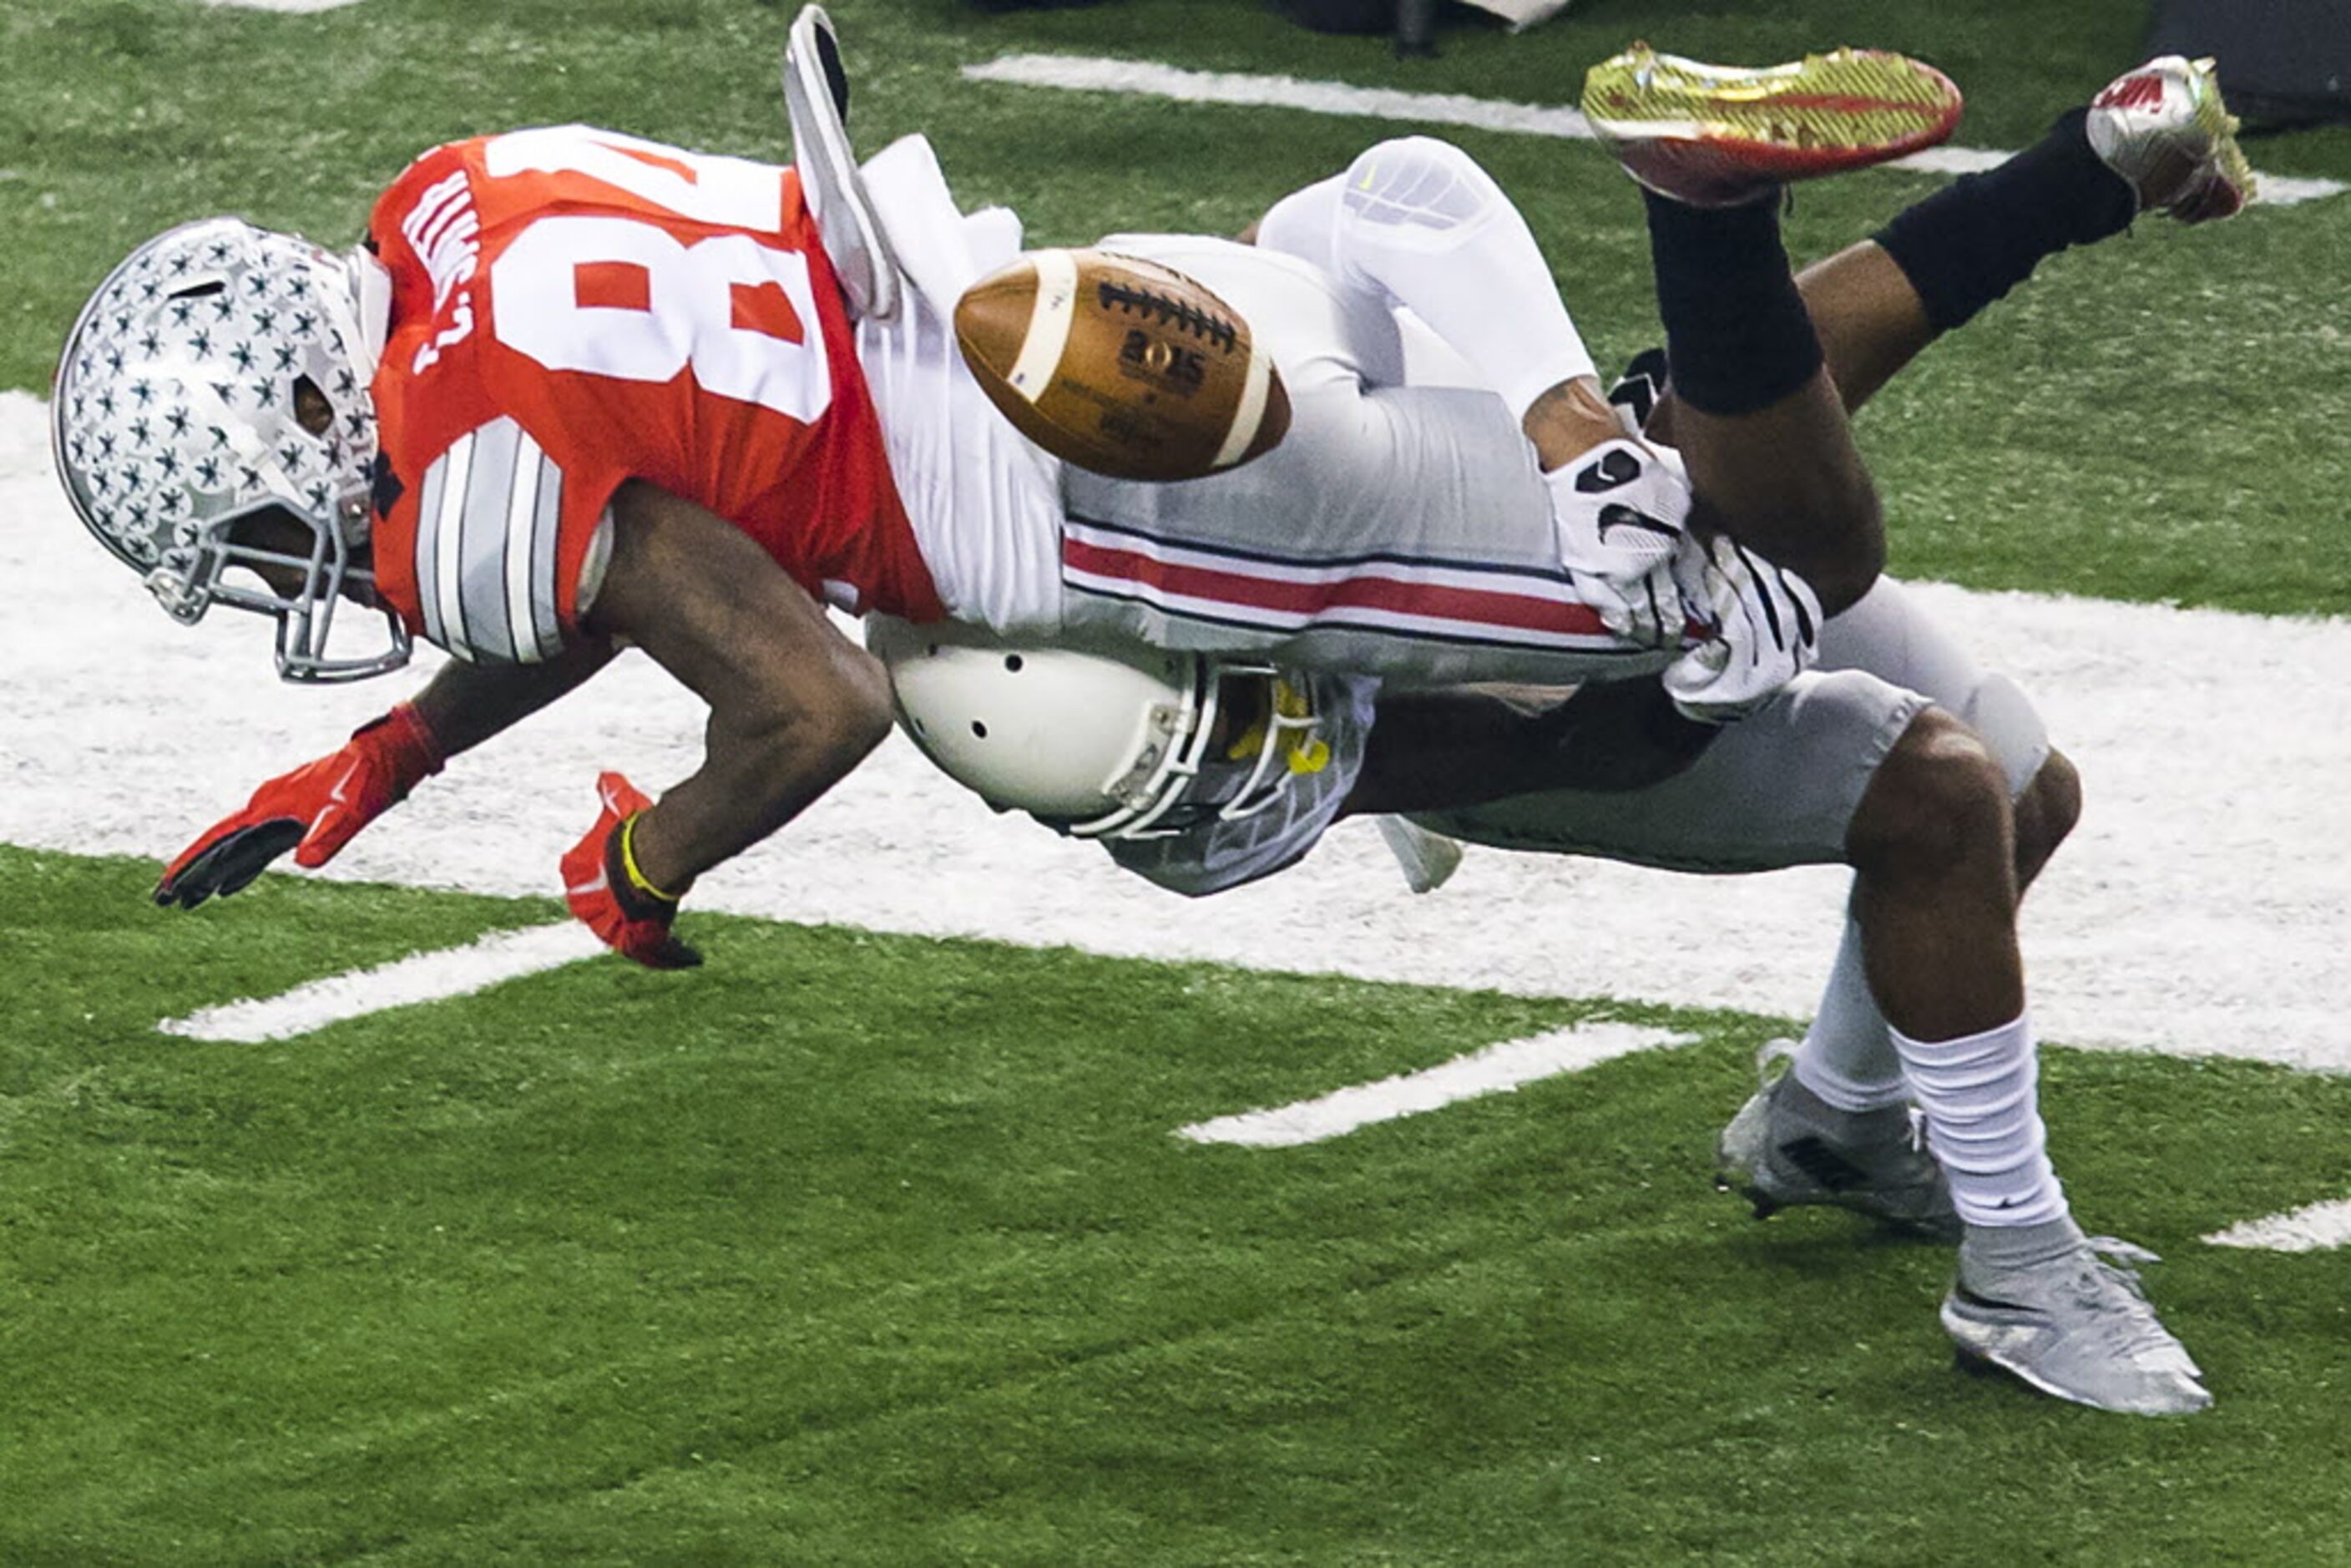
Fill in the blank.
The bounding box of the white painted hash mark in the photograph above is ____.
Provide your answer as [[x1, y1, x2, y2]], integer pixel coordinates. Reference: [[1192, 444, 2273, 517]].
[[2202, 1198, 2351, 1253], [962, 55, 2347, 208], [1178, 1023, 1691, 1147], [200, 0, 368, 12], [159, 923, 604, 1043]]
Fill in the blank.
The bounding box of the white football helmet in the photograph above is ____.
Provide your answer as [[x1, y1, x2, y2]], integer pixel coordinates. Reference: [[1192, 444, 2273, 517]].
[[867, 617, 1328, 840], [51, 217, 411, 682]]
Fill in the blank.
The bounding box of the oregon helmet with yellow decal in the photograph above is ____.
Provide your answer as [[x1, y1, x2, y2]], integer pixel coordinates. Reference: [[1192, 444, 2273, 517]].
[[867, 616, 1327, 840]]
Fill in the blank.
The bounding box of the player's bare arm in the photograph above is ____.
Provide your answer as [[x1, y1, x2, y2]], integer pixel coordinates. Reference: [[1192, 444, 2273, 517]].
[[580, 480, 894, 898], [409, 640, 618, 757]]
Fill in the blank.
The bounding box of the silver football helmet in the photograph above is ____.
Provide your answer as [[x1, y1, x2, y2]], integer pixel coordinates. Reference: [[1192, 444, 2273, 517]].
[[51, 217, 411, 682], [867, 617, 1328, 840]]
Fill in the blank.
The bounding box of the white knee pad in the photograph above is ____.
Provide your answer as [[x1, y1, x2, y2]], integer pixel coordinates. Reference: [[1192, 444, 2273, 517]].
[[1954, 671, 2050, 799], [1336, 137, 1512, 261], [1820, 579, 2050, 798]]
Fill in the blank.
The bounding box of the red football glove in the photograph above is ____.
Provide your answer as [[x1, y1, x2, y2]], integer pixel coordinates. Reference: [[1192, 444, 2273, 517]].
[[560, 771, 703, 969], [154, 704, 444, 908]]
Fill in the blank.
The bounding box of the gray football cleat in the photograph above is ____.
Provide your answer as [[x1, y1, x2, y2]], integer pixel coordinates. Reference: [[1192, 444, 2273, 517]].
[[2086, 54, 2256, 224], [1943, 1226, 2211, 1415], [1715, 1039, 1960, 1239]]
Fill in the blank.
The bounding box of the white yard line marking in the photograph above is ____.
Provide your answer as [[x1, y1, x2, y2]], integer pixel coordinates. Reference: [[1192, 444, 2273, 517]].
[[963, 54, 2347, 207], [159, 923, 603, 1043], [1178, 1023, 1691, 1146], [2202, 1198, 2351, 1254], [200, 0, 368, 12]]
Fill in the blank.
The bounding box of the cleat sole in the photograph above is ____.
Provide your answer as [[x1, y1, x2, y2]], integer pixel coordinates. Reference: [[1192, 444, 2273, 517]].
[[1582, 44, 1963, 205]]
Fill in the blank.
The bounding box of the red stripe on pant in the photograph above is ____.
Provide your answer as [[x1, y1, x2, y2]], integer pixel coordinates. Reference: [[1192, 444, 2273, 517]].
[[1063, 536, 1611, 639]]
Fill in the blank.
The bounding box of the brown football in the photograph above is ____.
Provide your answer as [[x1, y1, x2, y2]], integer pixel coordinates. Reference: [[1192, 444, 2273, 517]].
[[953, 248, 1291, 483]]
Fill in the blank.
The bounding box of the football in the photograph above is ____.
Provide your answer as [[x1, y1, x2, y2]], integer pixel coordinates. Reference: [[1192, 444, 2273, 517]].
[[953, 248, 1291, 483]]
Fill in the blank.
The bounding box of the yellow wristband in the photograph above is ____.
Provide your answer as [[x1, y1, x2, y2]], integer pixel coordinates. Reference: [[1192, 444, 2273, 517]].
[[617, 813, 685, 905]]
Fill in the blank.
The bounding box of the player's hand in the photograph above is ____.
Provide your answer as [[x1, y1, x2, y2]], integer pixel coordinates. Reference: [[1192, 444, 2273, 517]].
[[154, 704, 444, 908], [561, 771, 703, 969], [1663, 533, 1822, 724], [1550, 437, 1692, 648]]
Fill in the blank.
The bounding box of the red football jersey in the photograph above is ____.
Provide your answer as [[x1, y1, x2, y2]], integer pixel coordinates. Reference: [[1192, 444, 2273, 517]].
[[365, 124, 941, 664]]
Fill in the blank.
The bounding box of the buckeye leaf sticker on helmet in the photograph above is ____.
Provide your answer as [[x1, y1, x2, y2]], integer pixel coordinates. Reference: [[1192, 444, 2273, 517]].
[[953, 249, 1290, 483]]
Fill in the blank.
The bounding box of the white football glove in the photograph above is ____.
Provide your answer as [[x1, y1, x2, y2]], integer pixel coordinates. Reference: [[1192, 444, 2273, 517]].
[[1663, 532, 1823, 724], [1548, 437, 1691, 649]]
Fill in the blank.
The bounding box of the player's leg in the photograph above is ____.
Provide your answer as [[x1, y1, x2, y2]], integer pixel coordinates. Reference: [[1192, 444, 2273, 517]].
[[1784, 55, 2252, 416], [1633, 190, 1882, 615], [1782, 590, 2205, 1415], [1775, 579, 2068, 1119], [1398, 666, 2207, 1414], [1749, 580, 2073, 1218], [1815, 711, 2204, 1418], [1253, 135, 1818, 710], [1580, 44, 1969, 615]]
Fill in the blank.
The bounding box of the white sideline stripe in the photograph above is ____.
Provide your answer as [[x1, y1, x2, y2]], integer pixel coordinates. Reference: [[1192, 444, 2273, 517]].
[[2202, 1198, 2351, 1253], [159, 923, 604, 1043], [963, 55, 2348, 208], [1178, 1023, 1689, 1146]]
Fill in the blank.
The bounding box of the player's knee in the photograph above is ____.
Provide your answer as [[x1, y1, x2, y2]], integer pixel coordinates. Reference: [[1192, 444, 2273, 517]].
[[1341, 137, 1499, 235], [2012, 746, 2082, 886], [1848, 707, 2013, 879], [1950, 671, 2050, 798]]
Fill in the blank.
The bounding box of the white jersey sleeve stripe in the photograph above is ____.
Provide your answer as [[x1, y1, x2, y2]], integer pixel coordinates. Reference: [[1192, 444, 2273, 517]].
[[500, 426, 549, 665], [425, 427, 475, 660], [453, 417, 522, 663], [528, 453, 565, 660], [416, 417, 577, 665]]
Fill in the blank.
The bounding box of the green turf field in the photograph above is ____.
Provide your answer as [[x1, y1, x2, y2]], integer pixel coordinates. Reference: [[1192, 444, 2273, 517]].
[[7, 849, 2351, 1563], [7, 1, 2351, 1560]]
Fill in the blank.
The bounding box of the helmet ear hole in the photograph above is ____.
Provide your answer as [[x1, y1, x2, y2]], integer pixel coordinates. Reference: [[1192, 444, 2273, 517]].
[[970, 721, 988, 739], [1004, 654, 1024, 672], [291, 374, 334, 438]]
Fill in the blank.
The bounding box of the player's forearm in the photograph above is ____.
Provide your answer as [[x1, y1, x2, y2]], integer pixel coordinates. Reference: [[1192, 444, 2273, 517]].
[[408, 640, 618, 758], [629, 695, 891, 890], [1519, 377, 1624, 472]]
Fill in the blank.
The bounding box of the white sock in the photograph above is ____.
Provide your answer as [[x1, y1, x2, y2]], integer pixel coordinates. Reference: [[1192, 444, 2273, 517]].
[[1889, 1012, 2070, 1228], [1257, 138, 1595, 419], [1790, 916, 1909, 1112]]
